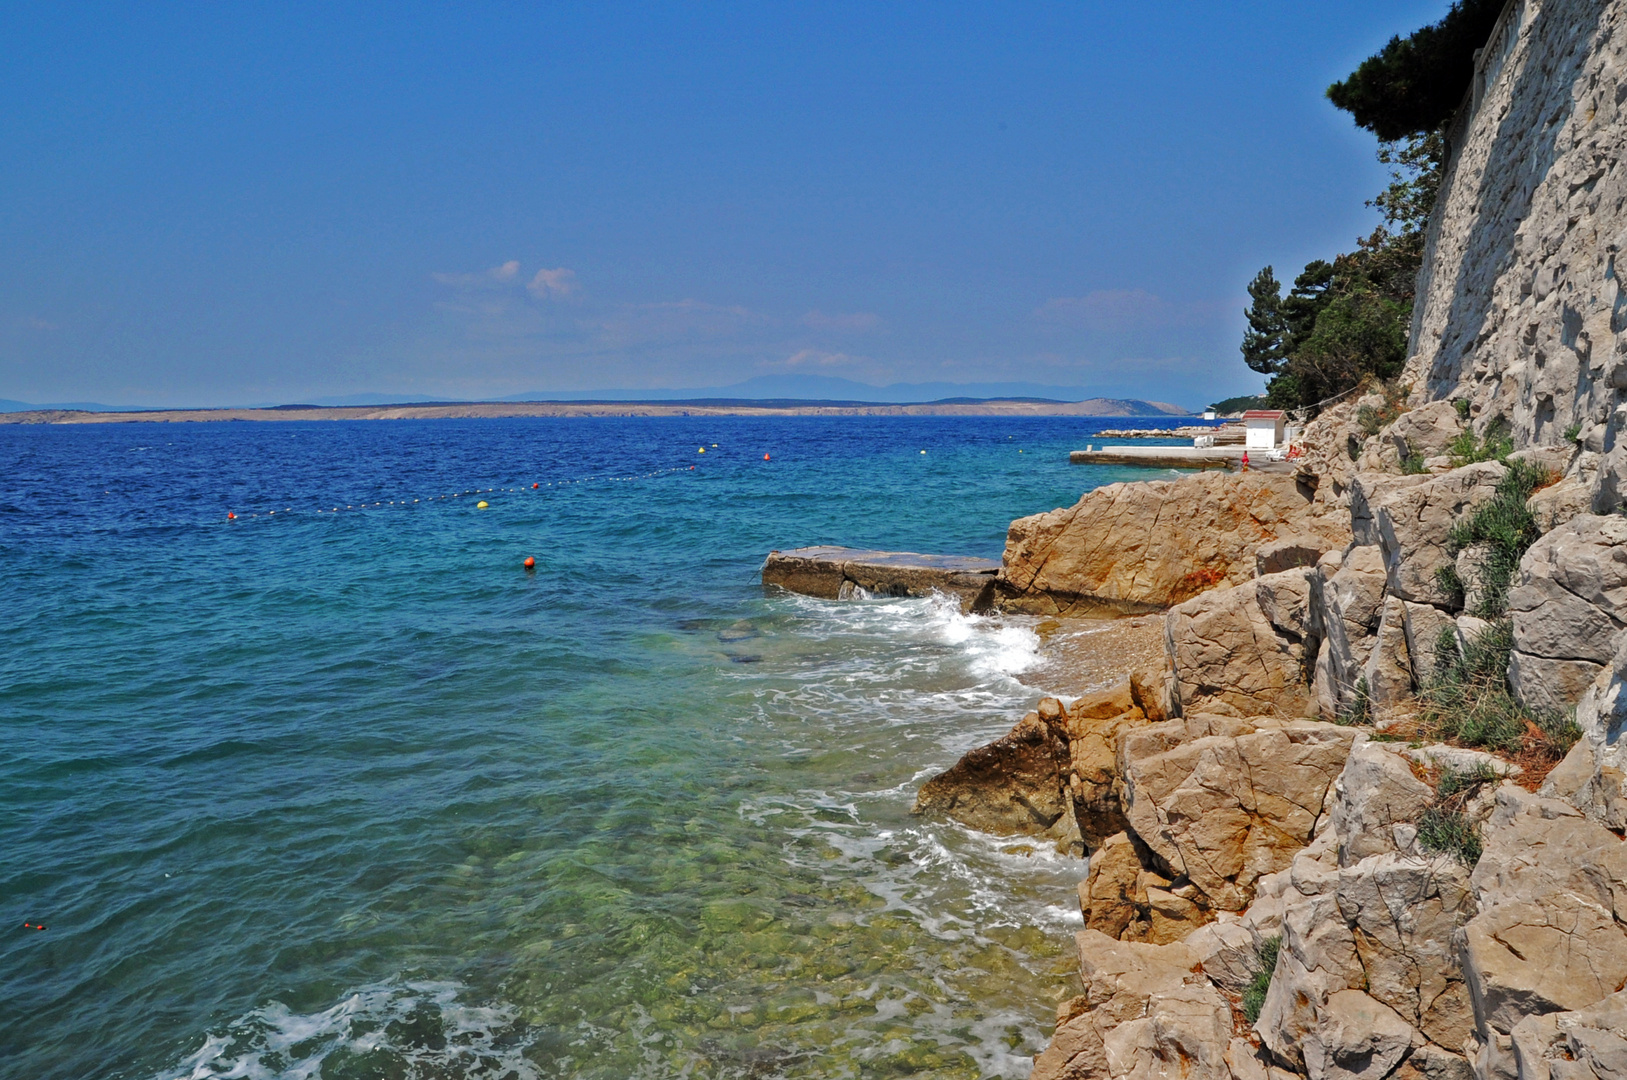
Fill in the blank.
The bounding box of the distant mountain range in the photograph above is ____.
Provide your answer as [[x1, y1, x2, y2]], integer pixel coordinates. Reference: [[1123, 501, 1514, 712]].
[[0, 375, 1193, 415]]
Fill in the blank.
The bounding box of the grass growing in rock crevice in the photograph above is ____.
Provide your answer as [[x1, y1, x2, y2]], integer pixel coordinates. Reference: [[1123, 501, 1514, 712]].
[[1334, 677, 1373, 727], [1419, 621, 1581, 777], [1447, 416, 1514, 466], [1242, 935, 1282, 1024], [1443, 458, 1549, 618], [1415, 764, 1498, 865]]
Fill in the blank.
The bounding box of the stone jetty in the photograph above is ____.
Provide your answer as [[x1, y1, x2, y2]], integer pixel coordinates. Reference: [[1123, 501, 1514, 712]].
[[761, 546, 999, 609]]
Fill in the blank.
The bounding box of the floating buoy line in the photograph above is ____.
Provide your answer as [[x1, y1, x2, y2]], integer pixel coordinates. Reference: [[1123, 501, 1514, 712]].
[[220, 462, 713, 521]]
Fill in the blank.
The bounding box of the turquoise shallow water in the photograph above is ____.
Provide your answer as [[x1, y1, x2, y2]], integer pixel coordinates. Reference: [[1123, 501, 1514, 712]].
[[0, 416, 1193, 1079]]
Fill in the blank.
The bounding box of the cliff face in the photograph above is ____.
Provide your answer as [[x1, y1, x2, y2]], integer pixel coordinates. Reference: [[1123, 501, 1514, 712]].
[[1408, 0, 1626, 505]]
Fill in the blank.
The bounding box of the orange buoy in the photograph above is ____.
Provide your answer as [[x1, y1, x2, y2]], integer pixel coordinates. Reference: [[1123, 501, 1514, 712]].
[[532, 482, 539, 489], [227, 512, 236, 520], [524, 556, 535, 569], [763, 453, 770, 461]]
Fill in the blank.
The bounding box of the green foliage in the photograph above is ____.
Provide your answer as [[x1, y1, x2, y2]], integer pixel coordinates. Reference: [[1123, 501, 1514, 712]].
[[1336, 677, 1373, 727], [1447, 417, 1514, 467], [1417, 806, 1483, 865], [1436, 761, 1500, 799], [1434, 564, 1466, 610], [1356, 382, 1410, 436], [1565, 422, 1583, 443], [1417, 764, 1497, 866], [1241, 135, 1442, 412], [1420, 620, 1581, 763], [1421, 620, 1527, 752], [1445, 459, 1546, 618], [1454, 399, 1472, 421], [1242, 936, 1282, 1023], [1327, 0, 1508, 141], [1401, 441, 1430, 474], [1209, 394, 1269, 415]]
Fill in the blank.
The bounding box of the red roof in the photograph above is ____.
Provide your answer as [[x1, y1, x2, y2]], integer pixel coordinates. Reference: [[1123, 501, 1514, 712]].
[[1241, 410, 1286, 420]]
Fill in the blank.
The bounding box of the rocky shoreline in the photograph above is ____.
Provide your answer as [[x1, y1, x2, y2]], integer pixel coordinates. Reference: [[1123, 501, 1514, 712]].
[[895, 375, 1627, 1080], [894, 6, 1627, 1071]]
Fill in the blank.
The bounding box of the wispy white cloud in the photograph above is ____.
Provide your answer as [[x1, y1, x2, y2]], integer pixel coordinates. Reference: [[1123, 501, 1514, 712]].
[[526, 267, 578, 300], [801, 310, 882, 332], [432, 260, 523, 289]]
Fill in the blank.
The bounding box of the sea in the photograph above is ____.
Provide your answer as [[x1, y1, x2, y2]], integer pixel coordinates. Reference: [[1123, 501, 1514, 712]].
[[0, 415, 1195, 1080]]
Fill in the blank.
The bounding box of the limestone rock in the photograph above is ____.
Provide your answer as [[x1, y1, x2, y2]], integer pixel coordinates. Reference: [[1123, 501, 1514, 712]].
[[1167, 570, 1317, 719], [1330, 740, 1435, 867], [1362, 595, 1414, 706], [1335, 854, 1477, 1048], [1257, 536, 1329, 577], [1311, 545, 1388, 715], [1463, 786, 1627, 1038], [1391, 1045, 1473, 1080], [1510, 989, 1627, 1080], [1031, 931, 1233, 1080], [1402, 601, 1457, 687], [1571, 636, 1627, 829], [995, 469, 1349, 615], [1064, 682, 1152, 849], [1120, 721, 1357, 911], [1079, 831, 1151, 940], [1509, 514, 1627, 712], [1374, 462, 1507, 607], [911, 711, 1075, 842], [1301, 989, 1416, 1080]]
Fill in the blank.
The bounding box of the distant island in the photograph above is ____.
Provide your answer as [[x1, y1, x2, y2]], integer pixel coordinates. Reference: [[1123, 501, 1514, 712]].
[[0, 396, 1192, 425]]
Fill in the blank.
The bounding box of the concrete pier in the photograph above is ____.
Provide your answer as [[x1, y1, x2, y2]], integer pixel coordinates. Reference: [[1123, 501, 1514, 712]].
[[1069, 445, 1245, 469], [763, 546, 999, 609]]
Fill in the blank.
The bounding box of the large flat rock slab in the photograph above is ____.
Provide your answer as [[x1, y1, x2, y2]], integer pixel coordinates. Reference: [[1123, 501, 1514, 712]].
[[762, 546, 999, 608]]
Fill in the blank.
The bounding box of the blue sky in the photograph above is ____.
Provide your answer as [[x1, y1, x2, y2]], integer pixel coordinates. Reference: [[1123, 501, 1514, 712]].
[[1, 2, 1453, 407]]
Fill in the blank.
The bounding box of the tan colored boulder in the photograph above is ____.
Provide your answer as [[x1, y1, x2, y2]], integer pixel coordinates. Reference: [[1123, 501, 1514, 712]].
[[1258, 888, 1364, 1071], [1361, 595, 1414, 706], [1167, 570, 1316, 718], [1260, 852, 1475, 1073], [1077, 829, 1214, 944], [995, 469, 1349, 615], [1463, 786, 1627, 1038], [1032, 931, 1233, 1080], [1401, 600, 1457, 687], [1374, 462, 1507, 607], [911, 710, 1076, 844], [1257, 536, 1330, 577], [1310, 545, 1387, 715], [1510, 989, 1627, 1080], [1335, 854, 1477, 1048], [1301, 989, 1417, 1080], [1389, 1044, 1473, 1080], [1079, 831, 1147, 939], [1350, 471, 1431, 547], [1120, 721, 1357, 911], [1509, 514, 1627, 713], [1329, 740, 1435, 867]]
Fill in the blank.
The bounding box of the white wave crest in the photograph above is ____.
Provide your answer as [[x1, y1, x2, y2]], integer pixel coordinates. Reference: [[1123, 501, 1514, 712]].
[[157, 980, 536, 1080]]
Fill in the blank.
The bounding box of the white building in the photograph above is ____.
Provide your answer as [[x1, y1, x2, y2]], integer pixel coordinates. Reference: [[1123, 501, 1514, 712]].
[[1242, 409, 1286, 450]]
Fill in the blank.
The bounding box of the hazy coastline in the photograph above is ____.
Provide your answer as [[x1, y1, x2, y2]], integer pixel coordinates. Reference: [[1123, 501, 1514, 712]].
[[0, 397, 1193, 425]]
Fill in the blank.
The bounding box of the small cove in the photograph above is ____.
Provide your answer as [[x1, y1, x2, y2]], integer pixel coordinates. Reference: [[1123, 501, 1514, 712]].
[[1, 415, 1188, 1079]]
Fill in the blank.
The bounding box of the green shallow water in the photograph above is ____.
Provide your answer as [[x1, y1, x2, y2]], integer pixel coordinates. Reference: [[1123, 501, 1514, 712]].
[[0, 415, 1199, 1079]]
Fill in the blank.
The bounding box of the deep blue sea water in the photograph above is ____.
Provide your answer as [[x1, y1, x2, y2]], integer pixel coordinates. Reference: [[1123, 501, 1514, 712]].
[[0, 415, 1194, 1080]]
